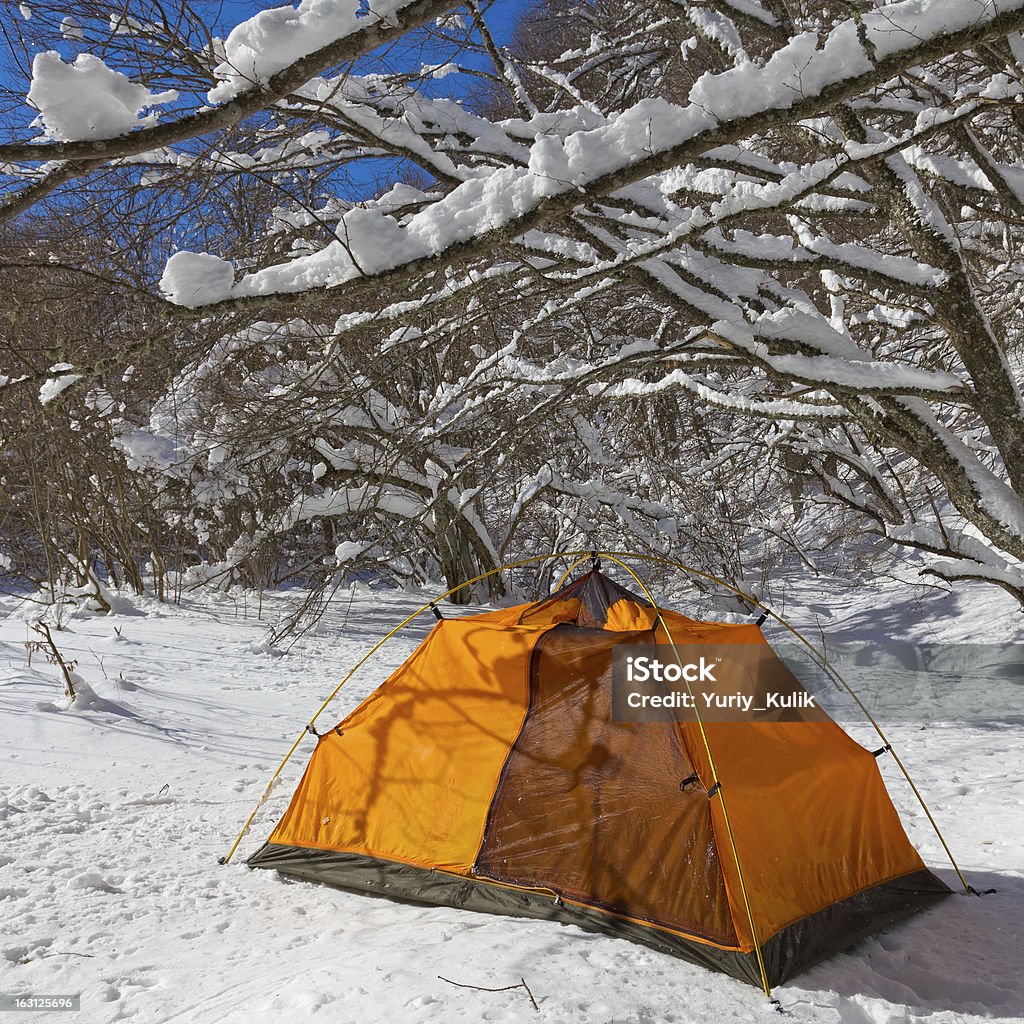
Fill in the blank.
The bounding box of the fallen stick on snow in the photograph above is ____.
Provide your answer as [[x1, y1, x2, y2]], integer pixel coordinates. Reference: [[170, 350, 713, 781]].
[[437, 974, 539, 1012]]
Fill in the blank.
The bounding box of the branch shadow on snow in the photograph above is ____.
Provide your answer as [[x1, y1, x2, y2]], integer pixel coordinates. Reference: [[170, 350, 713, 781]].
[[1, 671, 275, 761], [795, 868, 1024, 1018]]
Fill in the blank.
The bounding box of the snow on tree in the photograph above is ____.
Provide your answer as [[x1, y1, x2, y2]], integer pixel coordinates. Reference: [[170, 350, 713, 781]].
[[3, 0, 1024, 604]]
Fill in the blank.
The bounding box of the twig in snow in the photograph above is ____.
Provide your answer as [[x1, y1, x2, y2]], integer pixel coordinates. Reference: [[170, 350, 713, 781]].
[[437, 974, 539, 1012], [520, 977, 539, 1012], [28, 621, 78, 700]]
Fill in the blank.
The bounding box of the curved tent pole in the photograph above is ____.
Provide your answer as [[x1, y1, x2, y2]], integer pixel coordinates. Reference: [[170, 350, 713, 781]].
[[599, 550, 970, 896], [552, 553, 597, 590], [222, 549, 968, 900], [597, 554, 773, 999], [221, 550, 595, 865]]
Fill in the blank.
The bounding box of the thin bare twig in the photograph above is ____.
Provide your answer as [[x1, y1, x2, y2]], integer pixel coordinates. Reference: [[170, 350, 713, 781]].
[[437, 975, 539, 1012], [29, 622, 78, 701]]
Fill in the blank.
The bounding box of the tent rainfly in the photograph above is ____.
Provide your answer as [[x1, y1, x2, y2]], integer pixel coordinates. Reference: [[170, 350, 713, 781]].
[[248, 567, 951, 991]]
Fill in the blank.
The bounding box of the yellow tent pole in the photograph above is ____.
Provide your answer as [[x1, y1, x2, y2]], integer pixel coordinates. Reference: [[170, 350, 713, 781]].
[[552, 553, 597, 591], [221, 549, 596, 864], [771, 632, 968, 893], [224, 547, 968, 902], [599, 550, 970, 895], [597, 554, 774, 999]]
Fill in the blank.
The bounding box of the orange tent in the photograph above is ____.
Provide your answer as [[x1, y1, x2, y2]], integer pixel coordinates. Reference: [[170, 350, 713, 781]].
[[249, 567, 949, 988]]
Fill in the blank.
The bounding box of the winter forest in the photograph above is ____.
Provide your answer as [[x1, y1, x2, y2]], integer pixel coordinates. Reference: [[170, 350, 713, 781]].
[[1, 2, 1024, 1023], [4, 0, 1024, 609]]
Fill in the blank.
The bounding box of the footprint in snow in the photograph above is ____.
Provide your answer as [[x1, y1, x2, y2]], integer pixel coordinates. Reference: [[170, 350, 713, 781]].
[[67, 871, 122, 894]]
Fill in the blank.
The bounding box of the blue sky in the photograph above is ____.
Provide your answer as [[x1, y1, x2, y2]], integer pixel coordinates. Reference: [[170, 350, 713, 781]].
[[211, 0, 527, 40], [1, 1, 532, 113], [0, 1, 535, 255]]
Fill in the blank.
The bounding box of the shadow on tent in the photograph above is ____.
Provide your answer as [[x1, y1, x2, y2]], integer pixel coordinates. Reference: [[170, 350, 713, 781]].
[[794, 868, 1023, 1017]]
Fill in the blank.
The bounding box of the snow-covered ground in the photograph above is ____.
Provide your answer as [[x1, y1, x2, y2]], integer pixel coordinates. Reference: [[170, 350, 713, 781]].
[[0, 573, 1021, 1024]]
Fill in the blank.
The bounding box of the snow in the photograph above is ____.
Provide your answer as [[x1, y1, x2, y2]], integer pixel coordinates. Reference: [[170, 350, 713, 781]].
[[38, 365, 82, 405], [235, 206, 412, 298], [60, 15, 84, 41], [333, 540, 366, 563], [863, 0, 1023, 59], [686, 8, 748, 63], [163, 0, 1024, 308], [26, 52, 178, 142], [0, 575, 1021, 1023], [207, 0, 419, 103], [159, 251, 236, 308], [114, 425, 179, 472], [425, 62, 458, 79], [598, 369, 847, 420], [898, 397, 1024, 537], [689, 28, 866, 121]]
